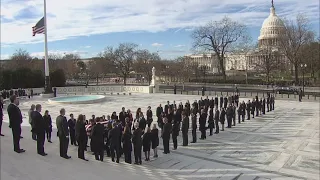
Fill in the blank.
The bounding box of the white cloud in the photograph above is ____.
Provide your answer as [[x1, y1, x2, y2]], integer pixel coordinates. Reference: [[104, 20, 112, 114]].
[[0, 0, 319, 46], [1, 54, 10, 60], [174, 44, 186, 48], [151, 43, 163, 47]]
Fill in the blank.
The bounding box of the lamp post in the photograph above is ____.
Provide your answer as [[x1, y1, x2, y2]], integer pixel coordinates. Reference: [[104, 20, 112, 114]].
[[300, 63, 307, 95]]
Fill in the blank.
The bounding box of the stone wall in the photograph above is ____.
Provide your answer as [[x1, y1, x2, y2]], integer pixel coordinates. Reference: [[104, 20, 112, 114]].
[[55, 85, 153, 94]]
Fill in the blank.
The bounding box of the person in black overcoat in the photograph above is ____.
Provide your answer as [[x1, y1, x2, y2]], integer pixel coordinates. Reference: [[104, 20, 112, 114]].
[[7, 95, 25, 153], [199, 109, 207, 139], [191, 111, 197, 143], [104, 122, 112, 157], [146, 106, 153, 128], [157, 112, 164, 130], [164, 101, 170, 115], [138, 112, 147, 131], [246, 100, 251, 120], [171, 119, 179, 150], [219, 96, 223, 109], [75, 114, 88, 161], [237, 105, 241, 124], [208, 107, 214, 136], [0, 97, 4, 136], [220, 108, 226, 131], [215, 107, 220, 133], [226, 104, 233, 128], [151, 124, 159, 157], [109, 122, 120, 163], [156, 104, 163, 119], [214, 95, 218, 107], [262, 98, 266, 114], [122, 124, 132, 164], [91, 118, 105, 161], [68, 114, 77, 146], [43, 110, 52, 143], [223, 96, 228, 109], [33, 104, 47, 156], [185, 101, 191, 117], [143, 127, 152, 161], [132, 122, 143, 164], [161, 117, 171, 154], [251, 99, 256, 118], [181, 112, 189, 146], [119, 107, 127, 126]]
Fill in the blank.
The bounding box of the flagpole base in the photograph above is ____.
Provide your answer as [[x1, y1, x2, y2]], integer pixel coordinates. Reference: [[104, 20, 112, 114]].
[[44, 76, 53, 94]]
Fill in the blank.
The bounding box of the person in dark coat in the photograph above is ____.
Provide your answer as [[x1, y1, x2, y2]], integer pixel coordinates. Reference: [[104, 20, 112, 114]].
[[111, 112, 118, 121], [0, 97, 4, 136], [43, 110, 52, 143], [56, 108, 71, 159], [237, 105, 241, 124], [232, 104, 236, 126], [109, 122, 120, 163], [223, 96, 228, 109], [191, 112, 197, 143], [122, 124, 132, 164], [119, 107, 127, 126], [220, 96, 223, 109], [142, 127, 152, 161], [91, 118, 105, 161], [251, 99, 256, 118], [214, 95, 219, 107], [164, 101, 170, 115], [181, 112, 189, 146], [226, 104, 233, 128], [208, 107, 214, 136], [146, 106, 153, 128], [185, 101, 191, 117], [151, 124, 159, 157], [7, 95, 25, 153], [199, 109, 207, 139], [271, 95, 275, 111], [246, 100, 251, 120], [75, 114, 88, 161], [241, 101, 246, 122], [33, 104, 47, 156], [138, 112, 147, 131], [157, 112, 164, 130], [68, 114, 77, 146], [162, 117, 171, 154], [215, 107, 221, 133], [132, 122, 143, 164], [156, 104, 163, 119], [171, 119, 179, 150]]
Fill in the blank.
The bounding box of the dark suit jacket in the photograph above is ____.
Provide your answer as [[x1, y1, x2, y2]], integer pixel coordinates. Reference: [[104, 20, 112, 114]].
[[7, 104, 22, 129], [0, 102, 3, 120], [33, 111, 45, 133], [108, 127, 120, 147], [56, 115, 69, 137], [75, 121, 87, 142]]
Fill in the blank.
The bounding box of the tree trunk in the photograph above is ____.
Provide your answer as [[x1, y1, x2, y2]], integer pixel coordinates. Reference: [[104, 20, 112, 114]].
[[294, 63, 299, 84], [219, 57, 226, 81], [123, 75, 127, 85]]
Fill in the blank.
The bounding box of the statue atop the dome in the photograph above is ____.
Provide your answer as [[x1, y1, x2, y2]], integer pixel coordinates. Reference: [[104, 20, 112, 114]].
[[271, 0, 274, 7]]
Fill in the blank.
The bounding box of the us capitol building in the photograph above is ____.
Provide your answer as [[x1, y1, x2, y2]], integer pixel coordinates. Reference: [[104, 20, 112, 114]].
[[185, 1, 288, 75]]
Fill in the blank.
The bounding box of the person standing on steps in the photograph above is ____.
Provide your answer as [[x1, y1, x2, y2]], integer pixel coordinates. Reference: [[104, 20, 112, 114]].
[[32, 104, 47, 156], [7, 95, 25, 153], [75, 114, 88, 161], [151, 124, 159, 158], [68, 114, 77, 146], [181, 112, 189, 146], [132, 122, 143, 164], [190, 112, 197, 143], [43, 110, 52, 143], [162, 117, 171, 154], [29, 104, 36, 141], [56, 108, 71, 159], [0, 97, 4, 136]]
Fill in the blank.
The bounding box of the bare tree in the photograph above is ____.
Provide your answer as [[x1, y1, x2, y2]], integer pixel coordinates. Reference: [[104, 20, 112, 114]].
[[298, 41, 320, 81], [254, 47, 280, 84], [279, 14, 315, 83], [9, 49, 33, 69], [134, 50, 161, 84], [102, 43, 138, 85], [191, 17, 249, 81]]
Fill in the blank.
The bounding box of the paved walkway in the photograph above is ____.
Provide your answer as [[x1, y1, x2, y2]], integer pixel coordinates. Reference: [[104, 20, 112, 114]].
[[1, 94, 319, 180]]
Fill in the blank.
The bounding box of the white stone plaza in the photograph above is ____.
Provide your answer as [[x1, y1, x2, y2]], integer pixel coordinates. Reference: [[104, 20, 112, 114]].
[[1, 93, 319, 180]]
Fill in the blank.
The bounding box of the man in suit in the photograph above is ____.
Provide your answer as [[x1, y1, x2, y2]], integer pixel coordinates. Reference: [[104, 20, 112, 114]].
[[56, 108, 71, 159], [109, 122, 120, 163], [156, 104, 163, 119], [0, 97, 4, 136], [7, 95, 25, 153], [33, 104, 47, 156]]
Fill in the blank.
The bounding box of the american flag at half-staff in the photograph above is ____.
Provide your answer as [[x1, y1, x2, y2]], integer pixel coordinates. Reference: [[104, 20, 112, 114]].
[[32, 17, 45, 36]]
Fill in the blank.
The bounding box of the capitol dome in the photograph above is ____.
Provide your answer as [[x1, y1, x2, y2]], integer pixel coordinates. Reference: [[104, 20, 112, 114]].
[[258, 1, 285, 48]]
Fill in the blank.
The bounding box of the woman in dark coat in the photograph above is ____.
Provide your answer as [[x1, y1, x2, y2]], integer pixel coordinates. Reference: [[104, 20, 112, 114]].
[[220, 107, 226, 131], [75, 114, 88, 161], [142, 127, 152, 161], [151, 124, 159, 158], [43, 110, 52, 143], [91, 117, 105, 161], [122, 125, 132, 164], [132, 122, 143, 165]]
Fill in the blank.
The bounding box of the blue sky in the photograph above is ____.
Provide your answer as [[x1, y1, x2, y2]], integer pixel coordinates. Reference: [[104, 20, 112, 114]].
[[1, 0, 319, 60]]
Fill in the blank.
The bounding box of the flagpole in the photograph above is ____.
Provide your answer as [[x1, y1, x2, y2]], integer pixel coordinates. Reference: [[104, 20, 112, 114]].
[[43, 0, 52, 93]]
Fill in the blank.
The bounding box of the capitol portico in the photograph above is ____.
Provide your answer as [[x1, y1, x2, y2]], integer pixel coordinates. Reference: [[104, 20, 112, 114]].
[[186, 1, 289, 74]]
